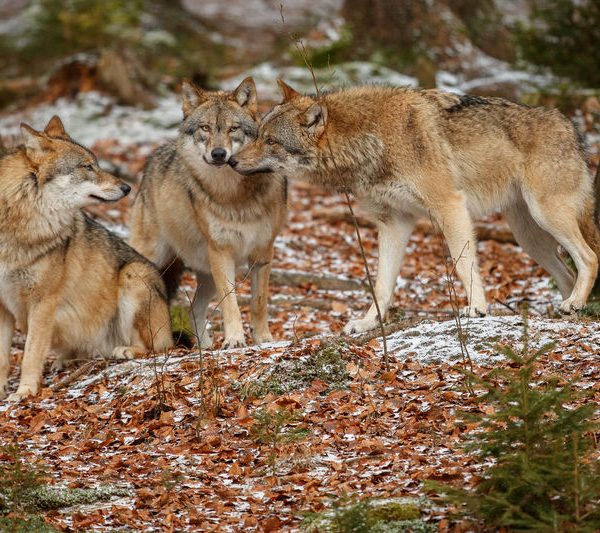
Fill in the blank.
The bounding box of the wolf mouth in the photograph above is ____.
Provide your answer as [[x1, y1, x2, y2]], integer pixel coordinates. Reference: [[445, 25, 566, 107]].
[[232, 167, 274, 176], [89, 194, 112, 202]]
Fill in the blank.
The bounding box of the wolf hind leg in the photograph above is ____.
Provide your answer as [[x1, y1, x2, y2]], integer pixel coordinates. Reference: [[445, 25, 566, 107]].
[[524, 192, 598, 312], [344, 214, 416, 334], [115, 262, 173, 359], [504, 198, 575, 299]]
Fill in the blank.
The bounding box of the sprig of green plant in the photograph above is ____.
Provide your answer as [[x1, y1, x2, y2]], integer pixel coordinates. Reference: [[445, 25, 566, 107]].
[[427, 310, 600, 531], [251, 407, 310, 477]]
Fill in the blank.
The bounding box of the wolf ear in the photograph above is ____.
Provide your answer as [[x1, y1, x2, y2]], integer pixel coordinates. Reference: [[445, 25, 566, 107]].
[[44, 115, 69, 140], [231, 76, 257, 114], [277, 79, 301, 102], [181, 79, 207, 117], [20, 123, 52, 161], [302, 102, 328, 137]]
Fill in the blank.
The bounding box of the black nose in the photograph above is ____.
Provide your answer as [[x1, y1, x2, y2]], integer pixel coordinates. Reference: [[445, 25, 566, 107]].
[[211, 148, 227, 162], [120, 183, 131, 196], [228, 157, 238, 168]]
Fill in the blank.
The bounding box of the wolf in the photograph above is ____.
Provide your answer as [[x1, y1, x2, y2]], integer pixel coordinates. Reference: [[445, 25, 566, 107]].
[[0, 116, 173, 401], [229, 81, 600, 334], [129, 78, 287, 349]]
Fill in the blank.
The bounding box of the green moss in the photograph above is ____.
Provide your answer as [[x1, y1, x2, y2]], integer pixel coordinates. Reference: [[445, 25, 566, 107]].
[[241, 340, 350, 399], [291, 26, 353, 69], [0, 515, 58, 533], [20, 485, 129, 512], [301, 497, 433, 533]]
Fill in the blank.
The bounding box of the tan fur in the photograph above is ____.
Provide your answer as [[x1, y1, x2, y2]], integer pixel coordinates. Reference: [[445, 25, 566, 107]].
[[230, 82, 600, 333], [129, 79, 287, 349], [0, 117, 172, 401]]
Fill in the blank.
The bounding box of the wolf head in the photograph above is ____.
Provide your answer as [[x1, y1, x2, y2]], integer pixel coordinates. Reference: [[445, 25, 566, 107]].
[[179, 77, 259, 167], [229, 80, 327, 176], [20, 116, 130, 208]]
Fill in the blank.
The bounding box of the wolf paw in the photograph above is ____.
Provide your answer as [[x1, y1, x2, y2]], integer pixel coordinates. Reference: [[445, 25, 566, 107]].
[[560, 298, 584, 314], [460, 305, 487, 318], [111, 346, 137, 360], [343, 317, 378, 335], [222, 334, 246, 350], [0, 382, 7, 401], [252, 330, 273, 345], [7, 384, 37, 402]]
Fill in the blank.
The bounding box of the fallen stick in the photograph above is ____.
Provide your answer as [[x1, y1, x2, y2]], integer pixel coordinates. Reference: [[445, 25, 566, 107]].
[[267, 269, 364, 291], [50, 361, 96, 391], [237, 294, 363, 311]]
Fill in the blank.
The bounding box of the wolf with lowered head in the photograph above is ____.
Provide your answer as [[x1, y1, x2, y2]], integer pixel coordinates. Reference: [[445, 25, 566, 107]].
[[129, 78, 287, 349], [0, 117, 172, 401], [230, 81, 600, 333]]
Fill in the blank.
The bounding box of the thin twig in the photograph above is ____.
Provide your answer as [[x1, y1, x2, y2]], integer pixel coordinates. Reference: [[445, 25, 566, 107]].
[[280, 4, 389, 370]]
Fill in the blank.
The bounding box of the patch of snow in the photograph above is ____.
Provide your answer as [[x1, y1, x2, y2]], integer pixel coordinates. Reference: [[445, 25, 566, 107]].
[[377, 315, 599, 365], [0, 91, 181, 147]]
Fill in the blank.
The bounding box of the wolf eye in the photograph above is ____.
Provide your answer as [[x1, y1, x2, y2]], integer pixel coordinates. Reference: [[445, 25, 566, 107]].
[[265, 138, 277, 146], [200, 125, 210, 132], [80, 164, 94, 171], [229, 126, 239, 132]]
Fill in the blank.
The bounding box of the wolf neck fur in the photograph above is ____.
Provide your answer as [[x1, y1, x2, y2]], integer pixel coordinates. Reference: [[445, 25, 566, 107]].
[[0, 152, 77, 262], [306, 130, 385, 193]]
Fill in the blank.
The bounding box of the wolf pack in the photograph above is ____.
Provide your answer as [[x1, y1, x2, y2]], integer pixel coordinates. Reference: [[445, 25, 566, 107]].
[[1, 76, 599, 402]]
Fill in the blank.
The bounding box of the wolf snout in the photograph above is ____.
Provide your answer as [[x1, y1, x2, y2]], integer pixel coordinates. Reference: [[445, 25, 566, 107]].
[[211, 148, 228, 164], [119, 183, 131, 196], [228, 156, 238, 168]]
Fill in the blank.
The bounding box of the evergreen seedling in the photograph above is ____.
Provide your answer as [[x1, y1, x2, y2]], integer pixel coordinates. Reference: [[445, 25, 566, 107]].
[[429, 310, 600, 531]]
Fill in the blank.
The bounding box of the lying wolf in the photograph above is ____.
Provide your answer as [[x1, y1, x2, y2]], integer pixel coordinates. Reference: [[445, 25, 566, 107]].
[[0, 116, 172, 401], [230, 81, 600, 333]]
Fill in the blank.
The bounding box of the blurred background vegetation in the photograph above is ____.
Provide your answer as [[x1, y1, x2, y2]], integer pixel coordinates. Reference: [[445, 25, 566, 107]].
[[0, 0, 598, 110]]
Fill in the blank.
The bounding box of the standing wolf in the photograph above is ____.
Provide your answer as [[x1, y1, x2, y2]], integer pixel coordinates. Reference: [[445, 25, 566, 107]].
[[129, 78, 287, 349], [0, 116, 172, 401], [229, 81, 600, 333]]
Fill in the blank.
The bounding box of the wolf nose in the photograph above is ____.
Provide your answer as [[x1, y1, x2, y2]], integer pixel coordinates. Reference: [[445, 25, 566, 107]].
[[211, 148, 227, 162], [228, 157, 238, 168], [119, 183, 131, 196]]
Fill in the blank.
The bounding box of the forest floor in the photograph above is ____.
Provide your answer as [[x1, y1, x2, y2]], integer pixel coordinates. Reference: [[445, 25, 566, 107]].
[[0, 98, 599, 531]]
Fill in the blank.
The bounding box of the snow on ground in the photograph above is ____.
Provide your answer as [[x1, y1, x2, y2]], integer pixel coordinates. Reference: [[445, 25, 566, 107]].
[[0, 91, 182, 147], [382, 315, 600, 365]]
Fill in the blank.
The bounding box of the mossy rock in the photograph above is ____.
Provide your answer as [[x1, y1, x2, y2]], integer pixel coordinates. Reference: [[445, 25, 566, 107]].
[[20, 485, 129, 512]]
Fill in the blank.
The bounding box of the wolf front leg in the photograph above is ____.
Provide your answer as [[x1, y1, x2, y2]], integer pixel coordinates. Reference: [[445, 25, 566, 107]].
[[192, 271, 216, 349], [249, 247, 274, 344], [208, 246, 246, 349], [8, 297, 58, 401], [434, 192, 487, 317], [0, 303, 15, 400], [344, 215, 416, 334]]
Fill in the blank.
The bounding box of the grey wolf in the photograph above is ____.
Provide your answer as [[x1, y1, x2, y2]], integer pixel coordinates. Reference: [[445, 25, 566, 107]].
[[129, 78, 287, 348], [229, 81, 600, 333], [0, 116, 172, 401]]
